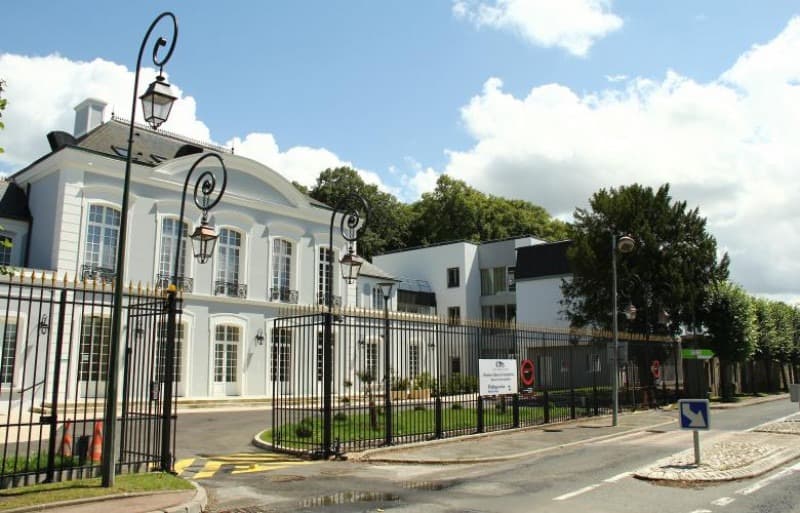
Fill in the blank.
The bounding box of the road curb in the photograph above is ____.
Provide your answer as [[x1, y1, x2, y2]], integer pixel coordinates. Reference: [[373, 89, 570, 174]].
[[159, 481, 207, 513]]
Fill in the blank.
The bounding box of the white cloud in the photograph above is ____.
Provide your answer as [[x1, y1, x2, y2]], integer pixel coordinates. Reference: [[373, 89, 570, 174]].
[[605, 74, 628, 83], [0, 52, 384, 194], [395, 157, 441, 202], [0, 53, 210, 171], [444, 16, 800, 299], [453, 0, 623, 56]]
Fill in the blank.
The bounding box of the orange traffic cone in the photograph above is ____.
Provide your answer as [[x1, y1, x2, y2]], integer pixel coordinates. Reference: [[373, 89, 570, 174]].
[[60, 420, 73, 458], [90, 421, 103, 463]]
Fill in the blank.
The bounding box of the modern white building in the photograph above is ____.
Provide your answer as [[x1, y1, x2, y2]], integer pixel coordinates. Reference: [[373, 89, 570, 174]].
[[514, 240, 572, 328], [1, 99, 387, 400], [372, 236, 552, 325]]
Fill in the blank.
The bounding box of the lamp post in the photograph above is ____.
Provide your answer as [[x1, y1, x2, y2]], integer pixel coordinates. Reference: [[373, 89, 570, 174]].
[[378, 282, 395, 446], [322, 193, 369, 458], [611, 234, 635, 427], [160, 152, 227, 472], [103, 12, 178, 487]]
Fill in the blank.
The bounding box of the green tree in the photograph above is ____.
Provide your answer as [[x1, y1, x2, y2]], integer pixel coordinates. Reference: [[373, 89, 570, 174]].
[[309, 167, 410, 259], [407, 175, 568, 246], [561, 183, 728, 336], [704, 281, 757, 401]]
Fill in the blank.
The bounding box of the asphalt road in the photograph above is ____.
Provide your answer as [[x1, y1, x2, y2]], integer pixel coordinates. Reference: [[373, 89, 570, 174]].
[[175, 400, 800, 513]]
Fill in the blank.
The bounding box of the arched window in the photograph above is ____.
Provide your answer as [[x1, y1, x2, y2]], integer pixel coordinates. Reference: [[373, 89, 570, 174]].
[[83, 205, 120, 281], [215, 229, 245, 297], [271, 239, 292, 302], [158, 218, 190, 290]]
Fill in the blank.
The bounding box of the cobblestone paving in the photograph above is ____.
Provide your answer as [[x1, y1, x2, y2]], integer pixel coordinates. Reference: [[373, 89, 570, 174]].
[[635, 427, 800, 482]]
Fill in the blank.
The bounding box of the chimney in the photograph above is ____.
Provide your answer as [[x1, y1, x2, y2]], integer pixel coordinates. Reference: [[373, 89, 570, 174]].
[[73, 98, 107, 137]]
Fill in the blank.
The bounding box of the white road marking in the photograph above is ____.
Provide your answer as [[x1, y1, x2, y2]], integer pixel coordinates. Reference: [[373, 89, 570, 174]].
[[688, 509, 712, 513], [746, 412, 800, 431], [553, 484, 602, 501], [603, 471, 632, 483], [736, 461, 800, 496], [711, 497, 735, 507]]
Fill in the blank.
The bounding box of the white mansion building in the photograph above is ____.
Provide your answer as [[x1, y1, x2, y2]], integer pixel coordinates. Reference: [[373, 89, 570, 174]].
[[0, 99, 570, 401]]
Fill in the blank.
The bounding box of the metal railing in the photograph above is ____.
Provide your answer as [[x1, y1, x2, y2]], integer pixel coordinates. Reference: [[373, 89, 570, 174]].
[[272, 309, 683, 457], [269, 287, 298, 304], [214, 280, 247, 298], [80, 264, 116, 283], [155, 273, 194, 293], [0, 273, 180, 488]]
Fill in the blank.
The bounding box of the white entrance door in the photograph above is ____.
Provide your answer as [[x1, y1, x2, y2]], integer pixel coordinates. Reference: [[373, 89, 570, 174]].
[[271, 328, 292, 395], [214, 325, 239, 396], [78, 316, 110, 398]]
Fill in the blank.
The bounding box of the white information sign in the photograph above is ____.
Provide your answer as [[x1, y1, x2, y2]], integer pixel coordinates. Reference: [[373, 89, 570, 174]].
[[479, 359, 518, 396]]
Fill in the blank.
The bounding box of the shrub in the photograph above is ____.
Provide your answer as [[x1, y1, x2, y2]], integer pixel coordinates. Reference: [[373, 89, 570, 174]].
[[333, 412, 348, 422], [451, 402, 463, 410]]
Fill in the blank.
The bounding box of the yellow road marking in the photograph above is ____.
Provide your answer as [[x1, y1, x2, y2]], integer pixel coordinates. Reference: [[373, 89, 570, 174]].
[[174, 458, 194, 475], [194, 460, 223, 479], [230, 461, 310, 475]]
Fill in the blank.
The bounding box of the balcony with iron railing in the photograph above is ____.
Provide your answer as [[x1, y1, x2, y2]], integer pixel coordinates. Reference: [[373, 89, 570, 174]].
[[269, 287, 299, 304], [316, 293, 342, 308], [81, 264, 116, 283], [155, 273, 194, 293], [214, 280, 247, 298]]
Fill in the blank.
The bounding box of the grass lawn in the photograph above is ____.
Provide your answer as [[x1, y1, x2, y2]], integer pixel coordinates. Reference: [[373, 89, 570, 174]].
[[0, 472, 193, 511], [263, 404, 569, 449]]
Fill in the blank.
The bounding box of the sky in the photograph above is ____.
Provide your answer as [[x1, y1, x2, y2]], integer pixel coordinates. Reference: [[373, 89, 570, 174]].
[[2, 0, 800, 303]]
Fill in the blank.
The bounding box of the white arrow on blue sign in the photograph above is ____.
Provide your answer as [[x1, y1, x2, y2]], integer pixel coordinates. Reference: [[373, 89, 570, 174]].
[[678, 399, 710, 430]]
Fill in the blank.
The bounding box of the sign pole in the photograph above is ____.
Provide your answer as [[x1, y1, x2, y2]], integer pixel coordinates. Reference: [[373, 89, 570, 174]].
[[693, 430, 701, 466]]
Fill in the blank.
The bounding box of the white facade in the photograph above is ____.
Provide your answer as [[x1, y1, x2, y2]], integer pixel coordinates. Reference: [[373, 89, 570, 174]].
[[4, 113, 370, 401], [373, 236, 545, 324], [515, 276, 570, 328]]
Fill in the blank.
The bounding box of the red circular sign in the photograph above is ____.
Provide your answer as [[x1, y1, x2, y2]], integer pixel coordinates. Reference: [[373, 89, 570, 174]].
[[520, 359, 535, 386], [651, 360, 661, 379]]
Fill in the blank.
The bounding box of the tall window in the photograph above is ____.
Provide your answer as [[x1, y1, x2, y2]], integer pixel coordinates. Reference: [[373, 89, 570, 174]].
[[214, 325, 239, 384], [372, 287, 386, 310], [0, 321, 17, 385], [216, 229, 242, 296], [480, 266, 510, 295], [0, 236, 12, 267], [79, 316, 111, 381], [271, 328, 291, 382], [318, 247, 333, 305], [272, 239, 292, 300], [156, 322, 184, 383], [409, 344, 419, 379], [84, 205, 120, 271], [316, 332, 324, 382], [158, 218, 188, 281], [365, 342, 378, 380], [447, 306, 461, 326], [447, 267, 460, 288]]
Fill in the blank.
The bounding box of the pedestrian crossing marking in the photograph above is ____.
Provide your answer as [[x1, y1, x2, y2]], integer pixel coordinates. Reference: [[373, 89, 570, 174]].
[[176, 452, 312, 479]]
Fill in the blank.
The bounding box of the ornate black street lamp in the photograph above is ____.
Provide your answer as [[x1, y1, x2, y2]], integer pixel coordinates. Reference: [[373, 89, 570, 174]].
[[322, 193, 369, 458], [611, 234, 635, 427], [160, 152, 227, 472], [103, 12, 178, 488]]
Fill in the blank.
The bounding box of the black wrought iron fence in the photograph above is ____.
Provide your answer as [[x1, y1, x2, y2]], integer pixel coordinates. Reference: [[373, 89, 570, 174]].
[[0, 273, 180, 488], [271, 307, 680, 458]]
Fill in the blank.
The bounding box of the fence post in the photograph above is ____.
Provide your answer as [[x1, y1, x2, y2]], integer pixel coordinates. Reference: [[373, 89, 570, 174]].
[[476, 396, 484, 433], [160, 289, 178, 472], [45, 290, 68, 483], [543, 388, 550, 424], [322, 310, 333, 458], [435, 395, 443, 438], [512, 394, 519, 428]]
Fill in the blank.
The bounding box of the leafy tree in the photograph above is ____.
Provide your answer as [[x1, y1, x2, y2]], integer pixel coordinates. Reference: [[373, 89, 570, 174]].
[[309, 167, 410, 259], [704, 281, 757, 401], [406, 175, 569, 247], [562, 183, 728, 336]]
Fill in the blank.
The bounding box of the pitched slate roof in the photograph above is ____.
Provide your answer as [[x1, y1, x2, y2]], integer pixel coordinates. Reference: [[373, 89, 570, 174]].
[[515, 240, 572, 280], [0, 181, 32, 221]]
